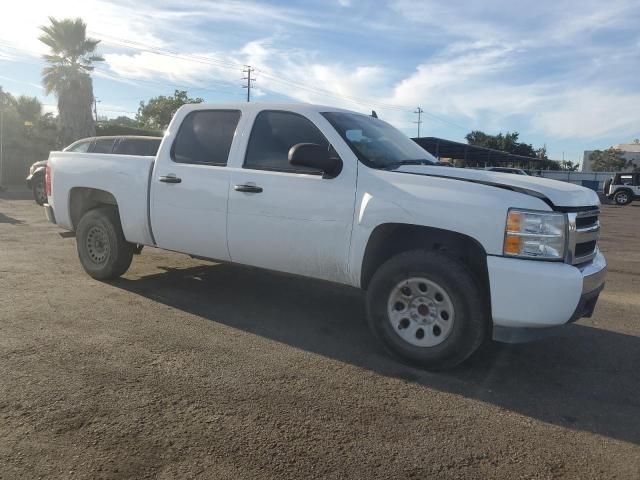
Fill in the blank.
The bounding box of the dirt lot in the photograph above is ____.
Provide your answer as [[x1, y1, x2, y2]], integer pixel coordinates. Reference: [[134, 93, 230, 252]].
[[0, 191, 639, 479]]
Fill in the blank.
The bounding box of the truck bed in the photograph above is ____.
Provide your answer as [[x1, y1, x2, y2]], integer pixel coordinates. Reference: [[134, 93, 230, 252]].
[[47, 152, 156, 245]]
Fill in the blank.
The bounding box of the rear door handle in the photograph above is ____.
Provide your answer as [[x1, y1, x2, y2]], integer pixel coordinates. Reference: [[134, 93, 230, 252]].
[[234, 184, 263, 193], [159, 175, 182, 184]]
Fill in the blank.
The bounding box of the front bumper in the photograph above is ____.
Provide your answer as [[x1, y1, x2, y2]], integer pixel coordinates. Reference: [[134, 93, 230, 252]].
[[488, 252, 606, 342]]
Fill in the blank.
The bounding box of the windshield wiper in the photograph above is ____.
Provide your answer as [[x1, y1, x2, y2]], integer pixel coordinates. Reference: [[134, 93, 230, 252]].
[[380, 159, 435, 170]]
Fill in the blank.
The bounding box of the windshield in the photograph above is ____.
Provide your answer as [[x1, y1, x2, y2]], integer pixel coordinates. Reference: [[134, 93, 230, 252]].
[[321, 112, 436, 169]]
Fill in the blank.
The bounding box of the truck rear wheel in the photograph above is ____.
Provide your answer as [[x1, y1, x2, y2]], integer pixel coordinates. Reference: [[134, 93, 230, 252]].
[[32, 174, 47, 205], [366, 250, 488, 370], [76, 207, 134, 280], [613, 189, 633, 205]]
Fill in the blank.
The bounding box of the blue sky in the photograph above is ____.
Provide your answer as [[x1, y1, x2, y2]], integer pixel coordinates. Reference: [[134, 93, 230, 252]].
[[1, 0, 639, 164]]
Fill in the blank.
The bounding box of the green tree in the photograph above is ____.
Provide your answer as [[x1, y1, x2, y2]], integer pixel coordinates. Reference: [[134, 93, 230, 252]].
[[466, 130, 539, 157], [589, 148, 629, 172], [11, 95, 44, 123], [0, 87, 60, 184], [106, 115, 139, 128], [559, 160, 579, 171], [465, 130, 556, 168], [39, 17, 103, 146], [137, 90, 204, 129]]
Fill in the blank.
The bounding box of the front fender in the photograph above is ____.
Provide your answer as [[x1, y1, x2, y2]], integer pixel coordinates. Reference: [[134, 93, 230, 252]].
[[347, 168, 552, 288], [347, 192, 416, 286]]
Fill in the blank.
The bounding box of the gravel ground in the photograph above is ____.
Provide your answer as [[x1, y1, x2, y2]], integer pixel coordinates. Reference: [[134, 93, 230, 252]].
[[0, 191, 639, 479]]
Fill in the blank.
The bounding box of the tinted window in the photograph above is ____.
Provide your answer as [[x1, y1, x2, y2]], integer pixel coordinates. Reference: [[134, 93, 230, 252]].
[[244, 111, 329, 173], [114, 138, 161, 156], [92, 138, 116, 154], [66, 140, 91, 153], [171, 110, 241, 165]]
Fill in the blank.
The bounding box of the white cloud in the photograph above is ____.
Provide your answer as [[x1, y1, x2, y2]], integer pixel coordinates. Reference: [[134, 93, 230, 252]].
[[0, 0, 169, 61], [1, 0, 639, 146], [104, 51, 229, 85], [531, 89, 640, 139]]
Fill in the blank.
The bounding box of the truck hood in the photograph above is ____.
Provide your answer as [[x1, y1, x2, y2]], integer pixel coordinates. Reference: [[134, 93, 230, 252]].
[[393, 165, 600, 208]]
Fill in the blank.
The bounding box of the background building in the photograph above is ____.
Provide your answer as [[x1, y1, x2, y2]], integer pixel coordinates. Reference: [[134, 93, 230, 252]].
[[582, 143, 640, 172]]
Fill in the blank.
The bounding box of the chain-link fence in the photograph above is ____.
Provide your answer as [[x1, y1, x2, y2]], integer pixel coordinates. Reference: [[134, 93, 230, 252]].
[[535, 171, 614, 192]]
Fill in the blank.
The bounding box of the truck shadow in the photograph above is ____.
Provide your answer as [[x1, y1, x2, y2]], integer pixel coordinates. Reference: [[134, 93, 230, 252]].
[[113, 262, 640, 445], [0, 212, 24, 225]]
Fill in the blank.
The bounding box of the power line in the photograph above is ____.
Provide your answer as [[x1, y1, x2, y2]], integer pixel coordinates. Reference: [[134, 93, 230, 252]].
[[0, 36, 471, 131], [242, 65, 255, 103], [84, 34, 470, 130]]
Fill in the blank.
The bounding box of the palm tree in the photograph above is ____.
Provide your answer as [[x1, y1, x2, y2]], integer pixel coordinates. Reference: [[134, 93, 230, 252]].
[[39, 17, 103, 146]]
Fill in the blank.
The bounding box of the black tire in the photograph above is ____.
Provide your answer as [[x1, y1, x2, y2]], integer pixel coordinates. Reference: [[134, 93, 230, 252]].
[[76, 206, 134, 280], [32, 175, 46, 205], [613, 189, 633, 206], [366, 250, 488, 370]]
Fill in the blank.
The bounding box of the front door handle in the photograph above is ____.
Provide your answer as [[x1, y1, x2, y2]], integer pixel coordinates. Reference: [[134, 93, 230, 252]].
[[159, 175, 182, 184], [234, 184, 263, 193]]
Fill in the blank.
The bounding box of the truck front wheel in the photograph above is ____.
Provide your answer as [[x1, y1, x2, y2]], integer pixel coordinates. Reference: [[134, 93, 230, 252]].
[[76, 207, 134, 280], [366, 250, 488, 370]]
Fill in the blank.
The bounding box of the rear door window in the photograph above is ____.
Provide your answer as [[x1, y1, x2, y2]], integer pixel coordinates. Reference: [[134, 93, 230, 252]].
[[92, 138, 116, 154], [171, 110, 241, 166]]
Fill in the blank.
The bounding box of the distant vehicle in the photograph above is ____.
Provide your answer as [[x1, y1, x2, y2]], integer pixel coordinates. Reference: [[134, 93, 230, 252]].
[[485, 167, 529, 175], [604, 172, 640, 205], [26, 136, 162, 205], [44, 103, 605, 370]]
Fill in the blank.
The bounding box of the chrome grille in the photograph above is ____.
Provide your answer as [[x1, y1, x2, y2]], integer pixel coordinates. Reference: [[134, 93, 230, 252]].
[[566, 209, 600, 265]]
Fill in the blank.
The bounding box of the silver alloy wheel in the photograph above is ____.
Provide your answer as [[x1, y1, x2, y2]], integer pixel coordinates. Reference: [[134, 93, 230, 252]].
[[387, 277, 455, 347], [86, 226, 110, 264], [615, 192, 629, 204]]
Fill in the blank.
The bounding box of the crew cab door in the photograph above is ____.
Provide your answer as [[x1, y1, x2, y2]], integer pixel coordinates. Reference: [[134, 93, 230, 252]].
[[227, 109, 357, 283], [150, 109, 242, 260]]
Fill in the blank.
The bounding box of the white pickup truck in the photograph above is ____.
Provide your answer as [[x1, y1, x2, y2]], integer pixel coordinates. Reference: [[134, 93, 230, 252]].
[[44, 103, 607, 369]]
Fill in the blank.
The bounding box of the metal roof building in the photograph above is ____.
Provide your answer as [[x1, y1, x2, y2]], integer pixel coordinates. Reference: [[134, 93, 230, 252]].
[[412, 137, 542, 168]]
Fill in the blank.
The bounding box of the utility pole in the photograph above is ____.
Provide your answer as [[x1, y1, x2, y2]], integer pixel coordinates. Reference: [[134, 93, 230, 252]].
[[93, 97, 100, 122], [413, 107, 424, 138], [242, 66, 255, 102]]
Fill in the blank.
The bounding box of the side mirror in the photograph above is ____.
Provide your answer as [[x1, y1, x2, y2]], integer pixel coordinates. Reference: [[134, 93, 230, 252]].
[[288, 143, 342, 179]]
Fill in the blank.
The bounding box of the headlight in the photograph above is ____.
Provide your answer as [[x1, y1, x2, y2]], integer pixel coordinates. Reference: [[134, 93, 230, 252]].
[[504, 209, 566, 260]]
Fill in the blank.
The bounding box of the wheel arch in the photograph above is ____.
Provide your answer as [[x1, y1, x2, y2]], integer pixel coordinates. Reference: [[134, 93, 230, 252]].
[[69, 187, 120, 231], [360, 223, 490, 301]]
